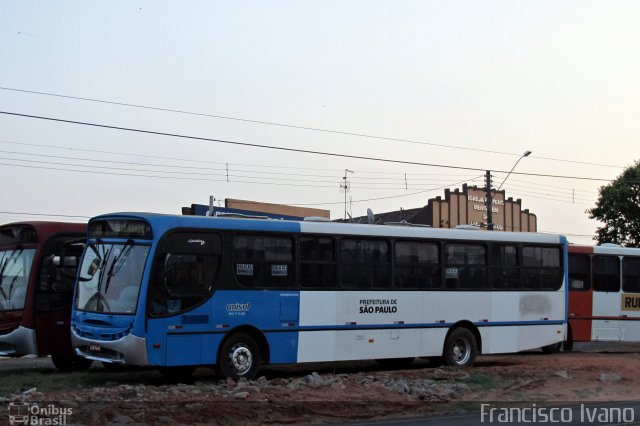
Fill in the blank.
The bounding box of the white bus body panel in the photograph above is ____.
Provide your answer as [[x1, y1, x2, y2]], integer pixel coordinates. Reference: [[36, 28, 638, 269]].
[[297, 290, 565, 363], [592, 291, 623, 341]]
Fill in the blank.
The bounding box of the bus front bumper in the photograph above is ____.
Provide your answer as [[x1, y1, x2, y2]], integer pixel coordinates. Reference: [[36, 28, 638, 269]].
[[71, 329, 148, 366], [0, 326, 38, 356]]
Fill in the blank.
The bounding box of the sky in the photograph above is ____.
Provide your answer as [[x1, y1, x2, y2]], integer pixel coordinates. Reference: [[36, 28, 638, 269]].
[[1, 1, 639, 245]]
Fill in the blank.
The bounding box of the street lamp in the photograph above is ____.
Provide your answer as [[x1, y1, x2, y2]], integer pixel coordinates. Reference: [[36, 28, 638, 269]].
[[497, 150, 532, 191]]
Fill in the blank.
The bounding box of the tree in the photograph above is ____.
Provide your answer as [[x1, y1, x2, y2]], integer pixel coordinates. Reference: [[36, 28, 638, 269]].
[[588, 160, 640, 247]]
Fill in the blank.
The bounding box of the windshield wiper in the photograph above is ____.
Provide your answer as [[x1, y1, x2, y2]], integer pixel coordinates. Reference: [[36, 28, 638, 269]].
[[104, 240, 134, 295], [93, 245, 111, 311]]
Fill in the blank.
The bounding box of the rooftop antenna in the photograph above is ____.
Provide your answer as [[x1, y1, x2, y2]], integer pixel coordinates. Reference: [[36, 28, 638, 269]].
[[367, 208, 375, 224]]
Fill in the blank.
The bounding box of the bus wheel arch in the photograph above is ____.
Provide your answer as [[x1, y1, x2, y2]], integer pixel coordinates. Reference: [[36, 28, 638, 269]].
[[216, 326, 268, 379], [442, 321, 480, 367]]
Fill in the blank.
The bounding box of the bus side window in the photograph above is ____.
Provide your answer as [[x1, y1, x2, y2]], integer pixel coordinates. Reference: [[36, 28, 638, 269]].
[[299, 237, 335, 288], [490, 245, 520, 290], [622, 257, 640, 293], [233, 235, 295, 288], [593, 255, 620, 292], [340, 239, 390, 289], [149, 232, 220, 317], [522, 246, 562, 291], [445, 244, 487, 290], [569, 253, 590, 291], [394, 241, 440, 289]]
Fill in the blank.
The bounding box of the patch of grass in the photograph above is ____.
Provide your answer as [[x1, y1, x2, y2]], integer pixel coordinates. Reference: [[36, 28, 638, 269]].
[[0, 366, 218, 397], [465, 372, 504, 391]]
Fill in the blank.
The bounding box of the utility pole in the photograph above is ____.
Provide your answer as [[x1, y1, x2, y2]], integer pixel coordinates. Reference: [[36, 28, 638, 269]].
[[342, 169, 354, 220], [486, 170, 493, 230]]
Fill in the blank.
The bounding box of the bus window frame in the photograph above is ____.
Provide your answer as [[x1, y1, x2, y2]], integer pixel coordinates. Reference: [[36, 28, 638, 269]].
[[443, 241, 489, 291], [568, 252, 591, 292], [338, 236, 392, 290], [622, 256, 640, 294], [592, 254, 621, 293], [393, 238, 442, 290], [148, 229, 222, 318], [297, 234, 337, 289], [231, 231, 296, 289]]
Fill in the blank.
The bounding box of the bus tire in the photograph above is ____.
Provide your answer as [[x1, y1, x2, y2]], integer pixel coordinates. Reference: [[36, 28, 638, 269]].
[[51, 354, 92, 372], [443, 328, 477, 367], [563, 339, 574, 352], [541, 342, 562, 354], [217, 333, 261, 380]]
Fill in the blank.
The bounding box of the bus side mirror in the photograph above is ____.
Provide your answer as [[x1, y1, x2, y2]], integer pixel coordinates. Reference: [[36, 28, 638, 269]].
[[87, 258, 100, 276]]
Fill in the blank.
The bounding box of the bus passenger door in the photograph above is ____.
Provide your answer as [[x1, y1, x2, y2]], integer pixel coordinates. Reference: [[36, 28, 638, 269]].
[[146, 232, 222, 367], [567, 252, 593, 342], [34, 239, 84, 356]]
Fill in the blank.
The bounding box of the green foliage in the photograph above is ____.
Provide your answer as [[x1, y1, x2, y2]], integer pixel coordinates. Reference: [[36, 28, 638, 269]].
[[588, 161, 640, 247]]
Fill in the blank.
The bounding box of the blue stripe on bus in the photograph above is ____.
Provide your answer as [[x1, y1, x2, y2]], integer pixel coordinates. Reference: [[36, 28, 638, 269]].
[[166, 320, 565, 335]]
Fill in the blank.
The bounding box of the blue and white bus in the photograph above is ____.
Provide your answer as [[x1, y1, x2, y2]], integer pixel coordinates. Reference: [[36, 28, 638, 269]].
[[71, 213, 568, 379]]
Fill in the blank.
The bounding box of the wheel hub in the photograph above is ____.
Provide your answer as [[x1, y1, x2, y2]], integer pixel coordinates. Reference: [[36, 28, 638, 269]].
[[229, 344, 252, 375], [453, 338, 470, 364]]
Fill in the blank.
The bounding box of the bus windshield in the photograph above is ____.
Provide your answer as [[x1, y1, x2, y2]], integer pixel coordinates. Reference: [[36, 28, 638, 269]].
[[75, 243, 150, 314], [0, 248, 36, 311]]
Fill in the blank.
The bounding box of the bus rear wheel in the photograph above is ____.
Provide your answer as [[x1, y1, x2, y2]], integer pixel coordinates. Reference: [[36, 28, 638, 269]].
[[541, 342, 562, 354], [51, 354, 92, 372], [217, 333, 261, 380], [443, 328, 477, 367]]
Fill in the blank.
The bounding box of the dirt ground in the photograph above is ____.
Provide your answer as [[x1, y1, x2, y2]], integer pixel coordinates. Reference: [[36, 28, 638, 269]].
[[2, 344, 640, 425]]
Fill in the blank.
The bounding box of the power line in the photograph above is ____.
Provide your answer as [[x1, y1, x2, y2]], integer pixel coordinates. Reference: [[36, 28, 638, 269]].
[[0, 111, 617, 182], [0, 137, 483, 179], [0, 86, 625, 169], [290, 177, 486, 206], [0, 154, 482, 189], [505, 177, 599, 196], [0, 147, 480, 184], [0, 211, 90, 219]]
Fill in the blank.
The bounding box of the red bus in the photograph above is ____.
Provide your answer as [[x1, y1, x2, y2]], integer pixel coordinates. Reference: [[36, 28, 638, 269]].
[[0, 221, 91, 371], [568, 244, 640, 347]]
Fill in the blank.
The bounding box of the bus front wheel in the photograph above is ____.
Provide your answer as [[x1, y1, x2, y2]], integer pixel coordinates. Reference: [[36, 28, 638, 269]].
[[443, 328, 477, 367], [51, 354, 92, 372], [217, 333, 261, 380]]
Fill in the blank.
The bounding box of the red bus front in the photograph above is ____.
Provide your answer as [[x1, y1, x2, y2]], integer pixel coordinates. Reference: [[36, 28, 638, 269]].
[[0, 222, 88, 370]]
